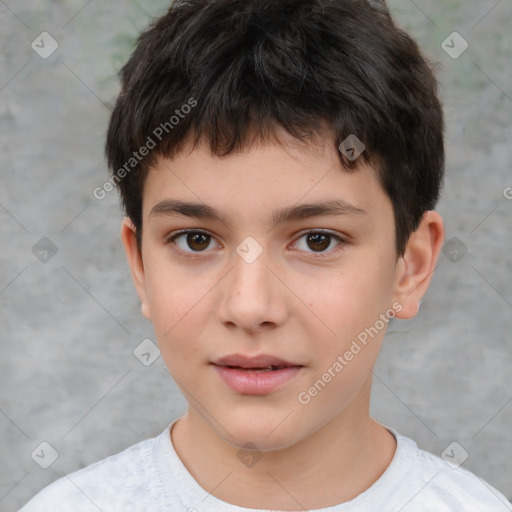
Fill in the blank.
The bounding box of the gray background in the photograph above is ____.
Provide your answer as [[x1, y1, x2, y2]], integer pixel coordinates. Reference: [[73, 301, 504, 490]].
[[1, 1, 511, 510]]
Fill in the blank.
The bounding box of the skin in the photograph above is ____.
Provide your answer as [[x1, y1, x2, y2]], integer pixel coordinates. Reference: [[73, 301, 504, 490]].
[[121, 129, 444, 510]]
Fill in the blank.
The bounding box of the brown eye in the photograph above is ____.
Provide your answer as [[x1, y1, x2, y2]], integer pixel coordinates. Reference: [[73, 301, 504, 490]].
[[293, 230, 344, 256], [167, 230, 220, 254], [306, 233, 331, 252], [185, 232, 210, 251]]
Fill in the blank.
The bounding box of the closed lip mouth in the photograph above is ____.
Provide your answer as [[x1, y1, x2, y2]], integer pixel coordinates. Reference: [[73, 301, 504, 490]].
[[211, 353, 303, 370]]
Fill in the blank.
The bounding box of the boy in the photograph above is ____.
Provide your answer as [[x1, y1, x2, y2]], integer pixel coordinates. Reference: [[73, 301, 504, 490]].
[[21, 0, 511, 510]]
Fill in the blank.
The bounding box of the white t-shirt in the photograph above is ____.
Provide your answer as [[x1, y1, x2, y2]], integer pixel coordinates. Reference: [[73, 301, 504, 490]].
[[20, 418, 511, 512]]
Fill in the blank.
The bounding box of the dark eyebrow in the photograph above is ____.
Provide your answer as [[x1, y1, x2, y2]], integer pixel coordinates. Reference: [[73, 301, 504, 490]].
[[149, 198, 367, 225], [271, 199, 367, 224]]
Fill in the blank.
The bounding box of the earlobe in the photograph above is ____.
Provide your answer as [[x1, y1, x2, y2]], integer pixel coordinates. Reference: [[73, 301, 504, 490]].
[[120, 217, 152, 320], [393, 211, 444, 319]]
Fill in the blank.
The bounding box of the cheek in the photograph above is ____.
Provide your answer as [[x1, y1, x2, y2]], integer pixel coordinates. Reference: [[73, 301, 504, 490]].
[[294, 259, 394, 341], [142, 257, 207, 362]]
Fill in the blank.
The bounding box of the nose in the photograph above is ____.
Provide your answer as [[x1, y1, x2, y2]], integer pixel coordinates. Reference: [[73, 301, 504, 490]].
[[217, 239, 289, 334]]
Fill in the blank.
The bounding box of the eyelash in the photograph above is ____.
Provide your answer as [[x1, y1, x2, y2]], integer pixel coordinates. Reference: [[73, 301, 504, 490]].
[[164, 229, 345, 259]]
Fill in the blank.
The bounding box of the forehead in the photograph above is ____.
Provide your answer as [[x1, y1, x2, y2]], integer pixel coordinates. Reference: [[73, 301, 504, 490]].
[[142, 133, 390, 228]]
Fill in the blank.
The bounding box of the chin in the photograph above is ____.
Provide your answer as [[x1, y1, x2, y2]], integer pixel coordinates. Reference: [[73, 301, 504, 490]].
[[215, 409, 310, 452], [225, 431, 301, 453]]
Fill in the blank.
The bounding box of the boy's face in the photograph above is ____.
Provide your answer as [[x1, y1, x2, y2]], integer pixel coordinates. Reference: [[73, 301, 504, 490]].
[[122, 131, 431, 451]]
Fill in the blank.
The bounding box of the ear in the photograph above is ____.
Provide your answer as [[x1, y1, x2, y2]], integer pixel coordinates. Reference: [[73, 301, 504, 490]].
[[392, 211, 444, 319], [120, 217, 151, 320]]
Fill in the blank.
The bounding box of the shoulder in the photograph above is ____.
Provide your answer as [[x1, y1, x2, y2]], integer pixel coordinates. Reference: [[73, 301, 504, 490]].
[[20, 429, 167, 512], [390, 432, 512, 512]]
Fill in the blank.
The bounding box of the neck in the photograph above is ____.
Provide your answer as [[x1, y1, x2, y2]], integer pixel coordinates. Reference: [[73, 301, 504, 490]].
[[171, 395, 396, 510]]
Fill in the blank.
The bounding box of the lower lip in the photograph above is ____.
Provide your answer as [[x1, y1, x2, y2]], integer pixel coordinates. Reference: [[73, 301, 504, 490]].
[[212, 365, 303, 395]]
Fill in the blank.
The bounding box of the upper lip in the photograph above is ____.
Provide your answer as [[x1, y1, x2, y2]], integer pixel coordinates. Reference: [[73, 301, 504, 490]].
[[212, 354, 302, 369]]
